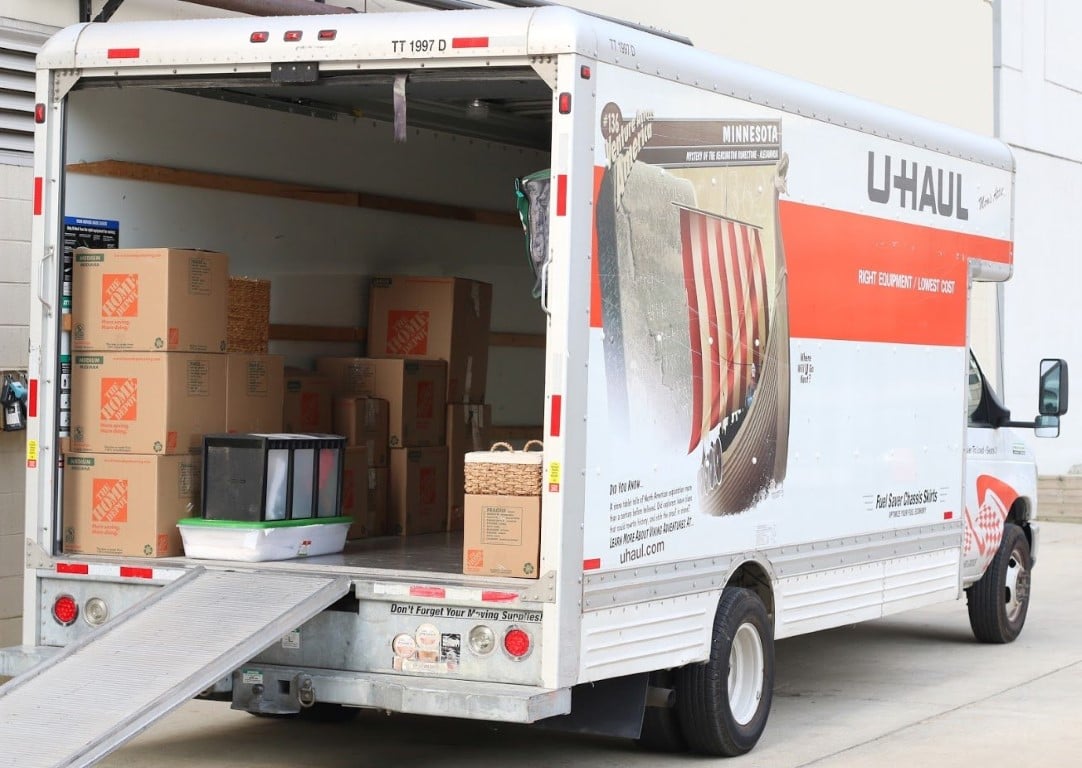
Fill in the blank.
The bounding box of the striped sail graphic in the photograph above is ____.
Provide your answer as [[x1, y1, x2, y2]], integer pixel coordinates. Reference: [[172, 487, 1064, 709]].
[[680, 195, 790, 516], [680, 208, 769, 452]]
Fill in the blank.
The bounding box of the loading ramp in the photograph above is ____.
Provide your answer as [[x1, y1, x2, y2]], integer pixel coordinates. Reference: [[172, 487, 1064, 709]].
[[0, 567, 351, 768]]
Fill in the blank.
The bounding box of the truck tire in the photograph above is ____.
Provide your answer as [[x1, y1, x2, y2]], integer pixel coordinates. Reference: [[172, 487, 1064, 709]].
[[675, 587, 774, 756], [636, 670, 687, 752], [967, 523, 1031, 644]]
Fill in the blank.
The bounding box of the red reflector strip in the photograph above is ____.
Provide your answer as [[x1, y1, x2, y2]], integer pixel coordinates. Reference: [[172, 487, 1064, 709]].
[[944, 511, 954, 520], [28, 379, 37, 418], [481, 591, 519, 603], [35, 103, 46, 123], [56, 563, 89, 575], [284, 30, 302, 42], [120, 566, 154, 579], [33, 177, 42, 215], [555, 174, 568, 216], [583, 558, 601, 571], [452, 36, 489, 49], [550, 394, 562, 437], [410, 585, 446, 598], [107, 48, 140, 59], [318, 29, 337, 41]]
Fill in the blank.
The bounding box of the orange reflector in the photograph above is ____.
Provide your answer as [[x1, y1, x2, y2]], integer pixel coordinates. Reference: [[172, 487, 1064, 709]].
[[558, 92, 572, 114], [250, 31, 269, 43], [52, 595, 78, 626], [504, 628, 531, 658], [284, 30, 302, 42]]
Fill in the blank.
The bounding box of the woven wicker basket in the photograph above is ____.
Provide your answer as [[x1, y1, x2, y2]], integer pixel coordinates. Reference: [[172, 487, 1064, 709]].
[[227, 276, 271, 353], [464, 441, 543, 496]]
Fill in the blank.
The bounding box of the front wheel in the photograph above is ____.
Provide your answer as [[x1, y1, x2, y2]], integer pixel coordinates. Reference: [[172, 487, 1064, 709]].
[[966, 523, 1032, 643], [675, 587, 774, 756]]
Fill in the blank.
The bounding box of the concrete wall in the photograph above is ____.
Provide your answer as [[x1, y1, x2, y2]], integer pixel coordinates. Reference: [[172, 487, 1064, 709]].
[[996, 0, 1082, 475]]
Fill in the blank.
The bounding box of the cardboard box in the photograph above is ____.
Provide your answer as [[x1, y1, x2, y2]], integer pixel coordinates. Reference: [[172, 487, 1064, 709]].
[[63, 452, 201, 557], [316, 357, 446, 447], [72, 247, 228, 353], [71, 352, 227, 454], [462, 494, 541, 579], [389, 447, 448, 536], [226, 353, 284, 433], [333, 396, 390, 467], [343, 446, 384, 539], [446, 404, 492, 531], [282, 369, 333, 433], [368, 466, 389, 533], [367, 276, 492, 403]]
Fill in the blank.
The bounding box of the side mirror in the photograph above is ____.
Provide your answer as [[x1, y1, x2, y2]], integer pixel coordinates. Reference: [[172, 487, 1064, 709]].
[[1039, 359, 1069, 416], [1035, 414, 1060, 438]]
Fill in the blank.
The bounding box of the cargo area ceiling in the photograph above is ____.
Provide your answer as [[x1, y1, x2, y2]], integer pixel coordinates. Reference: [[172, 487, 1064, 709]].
[[74, 67, 553, 150]]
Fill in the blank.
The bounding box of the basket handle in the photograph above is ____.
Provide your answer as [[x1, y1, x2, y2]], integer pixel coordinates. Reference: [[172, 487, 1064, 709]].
[[523, 440, 544, 452], [488, 441, 514, 452]]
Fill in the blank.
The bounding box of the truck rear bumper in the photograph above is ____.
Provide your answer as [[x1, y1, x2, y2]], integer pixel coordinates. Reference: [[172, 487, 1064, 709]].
[[233, 663, 572, 723]]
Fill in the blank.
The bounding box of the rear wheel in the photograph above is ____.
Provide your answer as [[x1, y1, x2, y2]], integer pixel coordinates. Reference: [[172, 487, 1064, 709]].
[[675, 587, 774, 756], [967, 523, 1031, 643]]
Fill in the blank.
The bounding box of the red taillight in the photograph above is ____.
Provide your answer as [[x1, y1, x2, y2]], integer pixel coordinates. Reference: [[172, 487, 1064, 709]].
[[284, 30, 302, 42], [53, 595, 78, 626], [318, 29, 337, 41], [503, 628, 531, 658], [250, 31, 269, 43], [558, 92, 572, 114], [35, 103, 46, 123]]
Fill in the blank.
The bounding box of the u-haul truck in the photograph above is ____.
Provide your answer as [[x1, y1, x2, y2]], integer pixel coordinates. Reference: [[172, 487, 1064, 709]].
[[0, 4, 1068, 762]]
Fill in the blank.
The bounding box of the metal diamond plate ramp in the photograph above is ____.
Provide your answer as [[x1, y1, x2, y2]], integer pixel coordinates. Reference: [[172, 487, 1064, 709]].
[[0, 567, 350, 768]]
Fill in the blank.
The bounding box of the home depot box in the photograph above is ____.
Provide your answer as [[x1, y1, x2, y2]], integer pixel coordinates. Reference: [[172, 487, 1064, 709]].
[[333, 396, 390, 467], [71, 352, 226, 454], [282, 369, 333, 433], [72, 247, 228, 353], [446, 404, 491, 531], [389, 447, 448, 536], [343, 446, 385, 539], [226, 353, 284, 433], [316, 357, 446, 447], [62, 452, 201, 557], [367, 276, 492, 403], [462, 494, 541, 579]]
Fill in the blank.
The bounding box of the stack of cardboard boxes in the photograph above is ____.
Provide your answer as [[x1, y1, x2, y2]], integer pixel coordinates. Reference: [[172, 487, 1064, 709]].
[[367, 275, 493, 535], [65, 248, 231, 557]]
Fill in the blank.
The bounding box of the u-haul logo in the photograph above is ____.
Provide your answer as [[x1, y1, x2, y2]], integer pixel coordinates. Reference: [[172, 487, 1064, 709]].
[[101, 377, 138, 421], [386, 310, 429, 355], [92, 478, 128, 523], [101, 274, 139, 317]]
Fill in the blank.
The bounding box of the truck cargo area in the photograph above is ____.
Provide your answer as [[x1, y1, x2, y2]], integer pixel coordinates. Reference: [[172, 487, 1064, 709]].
[[57, 63, 554, 576]]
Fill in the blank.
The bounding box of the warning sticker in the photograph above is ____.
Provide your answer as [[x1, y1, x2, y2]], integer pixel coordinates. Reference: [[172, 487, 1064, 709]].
[[26, 439, 38, 469], [548, 461, 561, 492], [241, 669, 263, 685]]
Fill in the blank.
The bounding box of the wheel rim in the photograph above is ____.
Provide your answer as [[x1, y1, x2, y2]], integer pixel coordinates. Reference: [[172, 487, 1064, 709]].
[[728, 622, 765, 726], [1004, 543, 1030, 624]]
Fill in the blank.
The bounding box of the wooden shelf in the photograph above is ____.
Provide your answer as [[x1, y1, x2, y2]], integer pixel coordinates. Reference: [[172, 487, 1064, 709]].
[[67, 160, 521, 229], [269, 324, 543, 349]]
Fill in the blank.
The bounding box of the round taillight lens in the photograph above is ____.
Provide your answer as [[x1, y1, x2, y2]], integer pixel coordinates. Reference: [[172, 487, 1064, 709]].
[[53, 594, 79, 626], [503, 627, 531, 659], [84, 597, 109, 626]]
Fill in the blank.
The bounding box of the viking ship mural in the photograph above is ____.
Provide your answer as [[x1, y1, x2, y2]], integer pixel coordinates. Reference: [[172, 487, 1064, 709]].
[[597, 108, 791, 516]]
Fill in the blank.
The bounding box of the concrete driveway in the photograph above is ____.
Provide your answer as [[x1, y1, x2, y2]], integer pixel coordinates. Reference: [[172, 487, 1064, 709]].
[[11, 521, 1082, 767]]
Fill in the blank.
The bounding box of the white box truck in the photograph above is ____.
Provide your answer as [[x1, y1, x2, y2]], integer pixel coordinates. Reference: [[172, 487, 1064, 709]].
[[0, 4, 1069, 764]]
